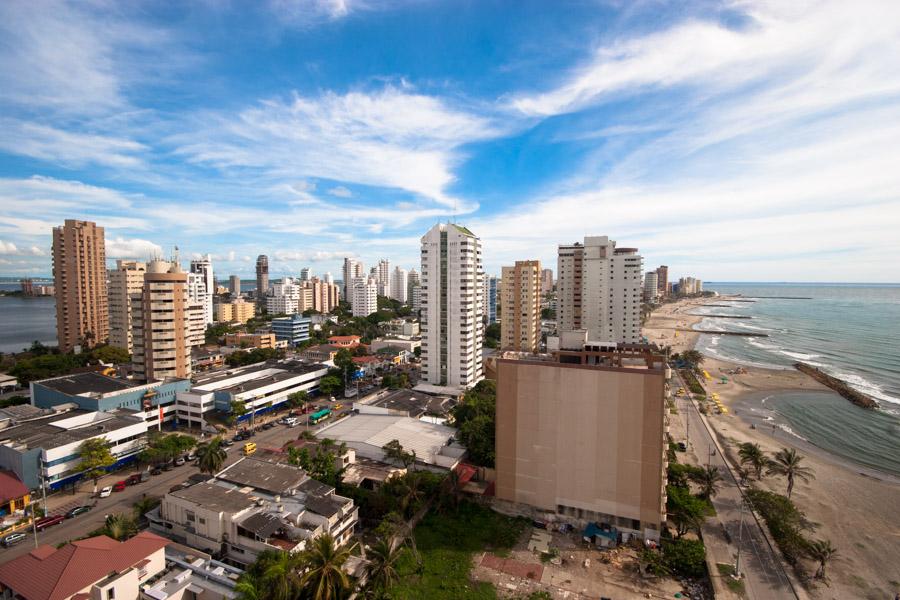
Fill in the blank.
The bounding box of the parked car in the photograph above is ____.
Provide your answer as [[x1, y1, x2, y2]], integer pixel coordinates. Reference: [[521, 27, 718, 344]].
[[186, 452, 196, 461], [35, 515, 65, 530], [222, 439, 234, 447], [262, 422, 275, 430], [2, 532, 27, 547], [174, 457, 186, 467], [113, 481, 127, 492], [150, 466, 162, 476], [140, 470, 151, 482], [162, 463, 173, 471], [126, 474, 142, 486], [65, 506, 91, 519]]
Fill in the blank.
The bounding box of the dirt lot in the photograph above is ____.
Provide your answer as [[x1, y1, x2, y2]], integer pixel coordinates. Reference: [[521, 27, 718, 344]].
[[471, 528, 689, 599]]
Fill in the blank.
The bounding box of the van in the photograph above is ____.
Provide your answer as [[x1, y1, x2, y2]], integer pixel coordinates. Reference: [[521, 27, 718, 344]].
[[2, 532, 27, 547], [243, 442, 257, 456], [283, 417, 298, 428]]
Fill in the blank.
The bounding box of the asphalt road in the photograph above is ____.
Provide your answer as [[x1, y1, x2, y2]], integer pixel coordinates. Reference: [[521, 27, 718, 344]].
[[0, 402, 352, 563], [673, 374, 798, 600]]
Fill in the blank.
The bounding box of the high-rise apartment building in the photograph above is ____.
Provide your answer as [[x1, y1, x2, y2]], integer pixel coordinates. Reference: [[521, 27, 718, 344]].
[[655, 265, 668, 297], [557, 236, 643, 344], [299, 267, 312, 282], [132, 260, 202, 381], [324, 272, 334, 285], [390, 267, 408, 304], [108, 260, 146, 353], [229, 275, 241, 297], [495, 336, 668, 538], [376, 259, 391, 297], [407, 269, 420, 300], [306, 277, 339, 313], [256, 255, 269, 309], [482, 275, 498, 325], [420, 223, 483, 388], [52, 219, 109, 352], [643, 271, 659, 303], [216, 299, 256, 324], [267, 278, 312, 315], [351, 278, 378, 317], [500, 261, 542, 353], [540, 268, 554, 295], [189, 255, 215, 324], [342, 258, 364, 300], [410, 284, 422, 312]]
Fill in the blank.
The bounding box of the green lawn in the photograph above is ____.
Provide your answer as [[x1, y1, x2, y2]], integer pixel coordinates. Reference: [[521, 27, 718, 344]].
[[390, 501, 529, 599]]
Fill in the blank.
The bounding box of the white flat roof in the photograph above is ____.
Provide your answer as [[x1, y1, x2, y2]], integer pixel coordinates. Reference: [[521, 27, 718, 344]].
[[316, 414, 458, 466]]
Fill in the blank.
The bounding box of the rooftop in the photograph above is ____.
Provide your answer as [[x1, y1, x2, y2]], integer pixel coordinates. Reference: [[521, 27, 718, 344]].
[[358, 389, 457, 417], [35, 372, 133, 396], [169, 482, 256, 513], [191, 359, 328, 393], [216, 457, 307, 495], [0, 531, 169, 600], [0, 470, 29, 503], [0, 410, 144, 452]]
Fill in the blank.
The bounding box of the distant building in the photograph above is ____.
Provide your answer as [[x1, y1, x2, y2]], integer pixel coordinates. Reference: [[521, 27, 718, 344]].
[[351, 278, 378, 317], [108, 260, 146, 353], [500, 261, 542, 353], [655, 265, 668, 296], [216, 299, 256, 324], [390, 266, 408, 304], [540, 268, 554, 295], [256, 255, 269, 310], [52, 219, 109, 352], [410, 283, 422, 312], [300, 267, 312, 282], [327, 335, 361, 348], [19, 279, 33, 296], [133, 259, 203, 381], [643, 271, 659, 303], [224, 332, 277, 349], [376, 259, 391, 297], [420, 223, 484, 388], [482, 275, 498, 325], [189, 254, 215, 325], [495, 337, 668, 539], [229, 275, 241, 297], [369, 337, 420, 356], [305, 277, 340, 313], [267, 277, 311, 315], [557, 236, 643, 344], [271, 314, 311, 346], [299, 344, 340, 363], [407, 269, 420, 304], [0, 531, 170, 600], [384, 319, 419, 337], [342, 258, 364, 301], [149, 457, 358, 565]]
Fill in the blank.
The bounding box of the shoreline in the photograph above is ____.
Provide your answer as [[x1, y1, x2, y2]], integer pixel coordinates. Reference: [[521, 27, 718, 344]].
[[645, 297, 900, 597]]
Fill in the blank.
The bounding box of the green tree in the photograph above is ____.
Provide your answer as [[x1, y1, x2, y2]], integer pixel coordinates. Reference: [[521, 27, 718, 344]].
[[663, 538, 707, 578], [681, 350, 705, 371], [318, 375, 343, 396], [666, 485, 707, 538], [299, 534, 353, 600], [766, 447, 815, 499], [132, 496, 161, 522], [691, 465, 724, 500], [234, 574, 264, 600], [76, 437, 116, 494], [450, 379, 497, 467], [196, 437, 228, 475], [101, 513, 138, 541], [365, 535, 403, 597], [261, 550, 304, 600], [288, 390, 310, 409], [147, 432, 197, 464], [805, 539, 837, 580], [230, 400, 248, 425], [738, 442, 767, 480], [382, 439, 416, 470], [90, 345, 131, 364]]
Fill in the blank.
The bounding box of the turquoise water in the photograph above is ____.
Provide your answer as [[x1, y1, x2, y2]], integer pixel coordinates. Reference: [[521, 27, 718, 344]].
[[694, 283, 900, 415]]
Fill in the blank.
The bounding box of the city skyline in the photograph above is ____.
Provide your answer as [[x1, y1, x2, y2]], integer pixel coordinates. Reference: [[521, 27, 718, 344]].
[[1, 1, 899, 282]]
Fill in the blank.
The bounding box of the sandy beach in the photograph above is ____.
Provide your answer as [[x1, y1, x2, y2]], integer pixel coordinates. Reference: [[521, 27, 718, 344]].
[[645, 299, 900, 599]]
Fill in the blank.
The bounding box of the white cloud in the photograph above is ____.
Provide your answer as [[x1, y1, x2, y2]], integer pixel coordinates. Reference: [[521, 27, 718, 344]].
[[273, 250, 347, 262], [106, 237, 163, 260], [0, 121, 147, 168], [0, 241, 18, 254], [328, 186, 352, 198]]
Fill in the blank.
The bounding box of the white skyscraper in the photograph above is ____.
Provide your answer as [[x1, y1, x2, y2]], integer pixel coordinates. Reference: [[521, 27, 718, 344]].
[[351, 277, 378, 317], [376, 259, 391, 297], [420, 223, 483, 388], [390, 267, 408, 304], [300, 267, 312, 282], [342, 258, 364, 300], [643, 271, 659, 303], [324, 272, 334, 285], [557, 236, 643, 344], [189, 255, 215, 324]]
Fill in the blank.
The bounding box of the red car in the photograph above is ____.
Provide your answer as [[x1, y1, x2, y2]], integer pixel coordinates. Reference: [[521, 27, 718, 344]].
[[35, 515, 65, 530], [113, 481, 127, 492]]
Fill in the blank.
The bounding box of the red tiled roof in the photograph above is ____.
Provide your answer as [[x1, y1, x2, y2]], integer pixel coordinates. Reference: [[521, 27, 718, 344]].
[[0, 531, 169, 600], [0, 470, 29, 504], [328, 335, 361, 343], [352, 356, 383, 364]]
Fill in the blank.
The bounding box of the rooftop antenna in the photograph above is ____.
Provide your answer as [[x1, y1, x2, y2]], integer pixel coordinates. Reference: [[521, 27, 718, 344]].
[[172, 245, 180, 266]]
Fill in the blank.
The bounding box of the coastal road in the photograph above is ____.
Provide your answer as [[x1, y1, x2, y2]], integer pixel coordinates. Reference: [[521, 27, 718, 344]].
[[673, 373, 799, 600], [0, 406, 346, 564]]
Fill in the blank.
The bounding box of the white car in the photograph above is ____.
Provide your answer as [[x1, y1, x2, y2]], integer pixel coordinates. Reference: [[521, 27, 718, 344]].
[[99, 486, 113, 498]]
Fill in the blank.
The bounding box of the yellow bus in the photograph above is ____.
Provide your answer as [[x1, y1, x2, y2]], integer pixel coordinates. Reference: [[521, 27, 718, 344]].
[[243, 442, 257, 456]]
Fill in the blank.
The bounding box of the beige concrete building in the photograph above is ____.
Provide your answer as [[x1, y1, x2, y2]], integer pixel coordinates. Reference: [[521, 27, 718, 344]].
[[108, 260, 146, 352], [224, 332, 277, 349], [52, 219, 109, 352], [305, 277, 340, 313], [495, 337, 668, 538], [216, 299, 256, 323], [132, 260, 202, 381], [500, 260, 542, 353]]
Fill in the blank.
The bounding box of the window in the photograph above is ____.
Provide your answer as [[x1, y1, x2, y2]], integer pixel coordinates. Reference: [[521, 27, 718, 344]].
[[186, 511, 196, 522], [107, 589, 116, 600]]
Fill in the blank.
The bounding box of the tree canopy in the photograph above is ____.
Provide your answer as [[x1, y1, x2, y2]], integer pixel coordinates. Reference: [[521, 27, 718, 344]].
[[450, 380, 497, 467]]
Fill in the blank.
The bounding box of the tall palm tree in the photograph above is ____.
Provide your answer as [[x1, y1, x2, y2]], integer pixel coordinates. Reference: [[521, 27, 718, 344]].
[[692, 465, 724, 500], [103, 513, 138, 541], [738, 442, 767, 480], [300, 534, 353, 600], [262, 551, 304, 600], [132, 495, 160, 522], [766, 447, 815, 498], [196, 437, 228, 476], [235, 574, 264, 600], [365, 535, 403, 597], [806, 539, 837, 580]]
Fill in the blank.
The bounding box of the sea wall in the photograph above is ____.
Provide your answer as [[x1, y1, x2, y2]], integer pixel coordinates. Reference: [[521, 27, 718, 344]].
[[794, 362, 877, 409]]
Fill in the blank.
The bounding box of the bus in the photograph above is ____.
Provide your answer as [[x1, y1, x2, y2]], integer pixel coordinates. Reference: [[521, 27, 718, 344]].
[[243, 442, 257, 456], [309, 408, 331, 425]]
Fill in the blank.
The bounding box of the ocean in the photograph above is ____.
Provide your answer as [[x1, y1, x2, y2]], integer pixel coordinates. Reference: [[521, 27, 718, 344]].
[[695, 283, 900, 476], [0, 280, 57, 354]]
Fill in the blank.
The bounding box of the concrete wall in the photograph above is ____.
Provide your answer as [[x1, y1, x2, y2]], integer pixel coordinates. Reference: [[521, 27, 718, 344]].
[[495, 358, 666, 532]]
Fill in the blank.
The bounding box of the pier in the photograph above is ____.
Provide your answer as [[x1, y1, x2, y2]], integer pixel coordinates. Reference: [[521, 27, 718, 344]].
[[681, 328, 768, 337], [794, 362, 877, 409], [689, 314, 752, 319], [745, 296, 812, 300]]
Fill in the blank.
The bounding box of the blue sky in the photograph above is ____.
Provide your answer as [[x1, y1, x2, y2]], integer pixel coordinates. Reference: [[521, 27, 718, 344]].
[[1, 0, 899, 283]]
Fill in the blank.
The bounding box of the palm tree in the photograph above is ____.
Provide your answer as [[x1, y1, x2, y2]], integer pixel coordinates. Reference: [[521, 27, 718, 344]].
[[692, 465, 724, 500], [365, 535, 403, 596], [262, 551, 304, 600], [806, 539, 837, 580], [235, 574, 264, 600], [767, 447, 815, 498], [196, 437, 228, 476], [300, 534, 353, 600], [738, 442, 767, 480], [132, 495, 160, 522], [102, 513, 138, 541]]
